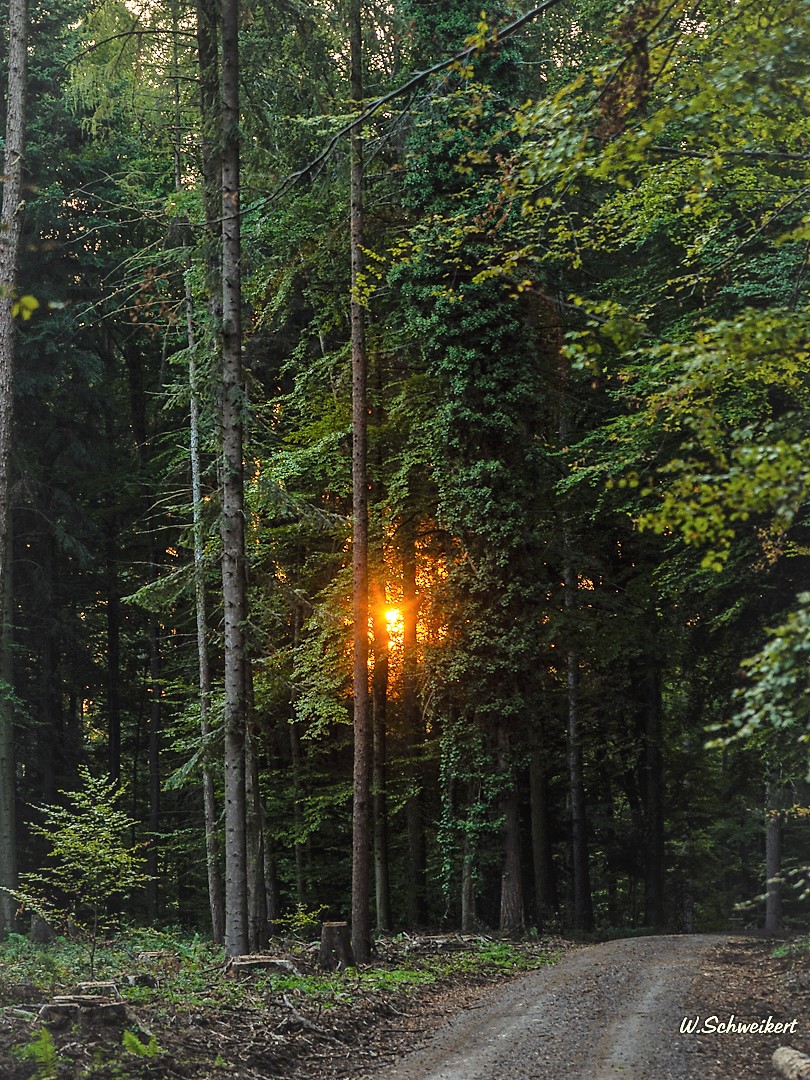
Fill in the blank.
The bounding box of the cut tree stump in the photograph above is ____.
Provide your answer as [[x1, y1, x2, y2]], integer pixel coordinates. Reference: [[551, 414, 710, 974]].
[[38, 1003, 81, 1028], [75, 981, 120, 998], [50, 994, 130, 1027], [318, 921, 354, 971], [773, 1046, 810, 1079], [225, 956, 301, 979]]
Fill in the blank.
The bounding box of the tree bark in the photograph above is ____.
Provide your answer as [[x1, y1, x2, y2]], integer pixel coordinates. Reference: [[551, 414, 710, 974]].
[[0, 0, 26, 940], [146, 614, 161, 921], [765, 780, 784, 934], [220, 0, 249, 958], [185, 269, 224, 944], [529, 729, 557, 928], [641, 664, 665, 928], [564, 557, 593, 933], [106, 531, 121, 787], [319, 922, 355, 971], [402, 521, 427, 926], [0, 529, 16, 936], [460, 778, 479, 933], [498, 728, 525, 934], [245, 709, 268, 952], [372, 602, 392, 932], [349, 0, 371, 964]]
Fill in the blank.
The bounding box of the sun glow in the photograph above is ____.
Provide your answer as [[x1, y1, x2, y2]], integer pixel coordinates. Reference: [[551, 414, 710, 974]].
[[384, 607, 404, 646]]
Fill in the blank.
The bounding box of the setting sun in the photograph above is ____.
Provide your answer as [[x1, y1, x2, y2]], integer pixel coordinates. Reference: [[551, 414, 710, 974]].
[[384, 607, 404, 645]]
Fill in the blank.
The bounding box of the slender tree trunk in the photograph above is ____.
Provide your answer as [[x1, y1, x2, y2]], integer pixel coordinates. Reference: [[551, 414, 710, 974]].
[[220, 0, 249, 958], [461, 781, 479, 934], [184, 0, 226, 944], [106, 529, 121, 786], [245, 706, 268, 952], [564, 556, 593, 933], [146, 615, 161, 921], [401, 522, 427, 926], [185, 273, 225, 943], [641, 664, 665, 928], [529, 728, 556, 928], [0, 529, 16, 936], [0, 0, 26, 940], [349, 0, 371, 964], [559, 321, 592, 933], [372, 602, 392, 931], [765, 780, 784, 933]]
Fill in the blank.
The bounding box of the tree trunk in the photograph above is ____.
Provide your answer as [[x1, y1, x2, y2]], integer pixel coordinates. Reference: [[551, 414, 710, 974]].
[[461, 824, 477, 934], [349, 0, 371, 964], [765, 780, 784, 934], [460, 778, 479, 933], [641, 664, 665, 928], [498, 728, 525, 935], [529, 730, 556, 928], [106, 531, 121, 787], [220, 0, 249, 958], [245, 714, 268, 952], [185, 265, 224, 944], [0, 0, 26, 940], [372, 603, 392, 932], [146, 614, 161, 921], [402, 521, 427, 926], [0, 529, 16, 936], [564, 557, 593, 933]]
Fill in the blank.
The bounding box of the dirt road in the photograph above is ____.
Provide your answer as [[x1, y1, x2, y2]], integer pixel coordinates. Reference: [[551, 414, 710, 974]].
[[377, 935, 746, 1079]]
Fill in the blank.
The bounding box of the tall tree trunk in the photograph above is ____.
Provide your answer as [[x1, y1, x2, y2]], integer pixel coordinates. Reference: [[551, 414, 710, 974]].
[[498, 728, 525, 934], [765, 780, 784, 934], [641, 664, 665, 928], [372, 602, 392, 931], [245, 705, 268, 952], [186, 0, 225, 944], [401, 522, 427, 926], [0, 529, 16, 936], [564, 555, 593, 933], [146, 614, 161, 921], [460, 780, 479, 933], [185, 269, 225, 944], [106, 544, 121, 787], [220, 0, 249, 958], [529, 727, 556, 928], [349, 0, 371, 964], [0, 0, 26, 940]]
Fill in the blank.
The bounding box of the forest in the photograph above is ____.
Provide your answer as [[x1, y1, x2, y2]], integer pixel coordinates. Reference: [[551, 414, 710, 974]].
[[0, 0, 808, 970]]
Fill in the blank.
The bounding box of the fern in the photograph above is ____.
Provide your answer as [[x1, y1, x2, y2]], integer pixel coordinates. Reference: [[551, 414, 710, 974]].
[[17, 1027, 58, 1080]]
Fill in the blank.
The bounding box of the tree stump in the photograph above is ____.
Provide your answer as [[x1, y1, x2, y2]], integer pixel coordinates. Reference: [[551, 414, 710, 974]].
[[224, 956, 301, 979], [38, 1003, 81, 1028], [28, 914, 54, 944], [773, 1047, 810, 1080], [318, 921, 354, 971]]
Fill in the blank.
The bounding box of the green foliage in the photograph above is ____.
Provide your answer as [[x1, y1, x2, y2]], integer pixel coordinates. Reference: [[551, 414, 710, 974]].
[[14, 1027, 58, 1080], [13, 769, 148, 974], [717, 596, 810, 761], [121, 1030, 162, 1058], [271, 903, 329, 940]]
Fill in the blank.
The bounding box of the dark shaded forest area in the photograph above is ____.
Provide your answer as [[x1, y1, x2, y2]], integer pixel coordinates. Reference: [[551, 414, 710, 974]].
[[0, 0, 808, 965]]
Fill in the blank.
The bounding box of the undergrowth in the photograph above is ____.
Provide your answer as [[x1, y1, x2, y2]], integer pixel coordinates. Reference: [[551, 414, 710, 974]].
[[0, 926, 557, 1013]]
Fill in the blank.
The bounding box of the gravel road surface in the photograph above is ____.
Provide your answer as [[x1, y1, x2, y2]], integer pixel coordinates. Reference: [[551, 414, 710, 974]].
[[380, 935, 728, 1079]]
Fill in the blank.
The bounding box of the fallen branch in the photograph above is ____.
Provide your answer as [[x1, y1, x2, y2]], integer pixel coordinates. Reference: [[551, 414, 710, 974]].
[[773, 1046, 810, 1080], [282, 993, 341, 1043]]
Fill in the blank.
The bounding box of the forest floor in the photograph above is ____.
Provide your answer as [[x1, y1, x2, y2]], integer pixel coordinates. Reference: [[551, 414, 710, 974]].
[[0, 929, 807, 1078]]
